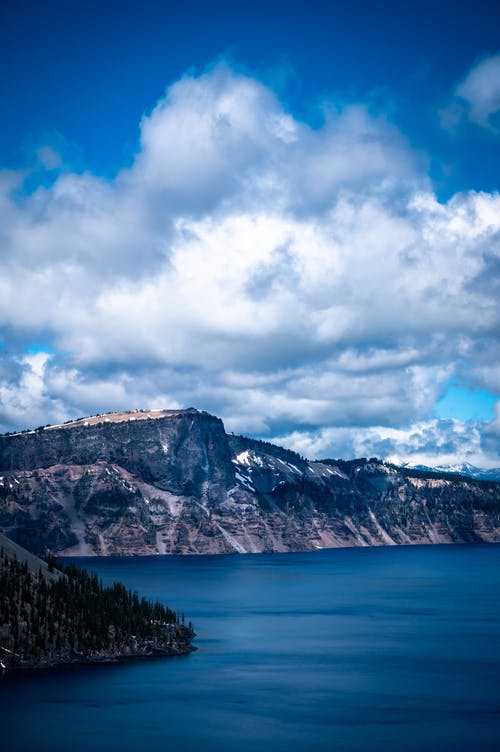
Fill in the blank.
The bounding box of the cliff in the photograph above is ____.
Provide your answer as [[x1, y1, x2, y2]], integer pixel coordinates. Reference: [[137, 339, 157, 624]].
[[0, 409, 499, 555]]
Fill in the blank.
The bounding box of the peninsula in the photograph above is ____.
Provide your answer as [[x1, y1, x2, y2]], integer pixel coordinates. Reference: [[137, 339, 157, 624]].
[[0, 532, 195, 671]]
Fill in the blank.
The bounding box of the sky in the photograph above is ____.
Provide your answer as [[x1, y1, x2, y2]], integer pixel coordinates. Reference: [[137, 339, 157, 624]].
[[0, 0, 499, 467]]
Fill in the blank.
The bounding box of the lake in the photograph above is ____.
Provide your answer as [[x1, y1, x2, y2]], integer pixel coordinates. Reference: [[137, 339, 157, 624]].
[[1, 544, 499, 751]]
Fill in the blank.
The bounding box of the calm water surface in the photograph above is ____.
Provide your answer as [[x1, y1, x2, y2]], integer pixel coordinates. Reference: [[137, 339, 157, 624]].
[[1, 544, 499, 751]]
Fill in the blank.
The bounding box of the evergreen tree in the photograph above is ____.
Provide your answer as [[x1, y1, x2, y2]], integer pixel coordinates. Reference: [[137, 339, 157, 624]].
[[0, 554, 194, 668]]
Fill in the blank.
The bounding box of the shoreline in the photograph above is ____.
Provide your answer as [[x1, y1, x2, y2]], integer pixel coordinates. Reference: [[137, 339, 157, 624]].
[[1, 638, 196, 674]]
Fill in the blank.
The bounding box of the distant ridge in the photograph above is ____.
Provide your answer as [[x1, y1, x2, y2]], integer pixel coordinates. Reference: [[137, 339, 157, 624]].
[[401, 462, 500, 482]]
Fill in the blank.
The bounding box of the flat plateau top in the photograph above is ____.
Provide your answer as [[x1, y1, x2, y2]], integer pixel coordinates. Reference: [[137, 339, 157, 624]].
[[0, 410, 198, 438], [47, 409, 191, 430]]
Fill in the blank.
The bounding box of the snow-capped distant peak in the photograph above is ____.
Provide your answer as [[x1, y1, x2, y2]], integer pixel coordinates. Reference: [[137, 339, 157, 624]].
[[399, 461, 500, 482]]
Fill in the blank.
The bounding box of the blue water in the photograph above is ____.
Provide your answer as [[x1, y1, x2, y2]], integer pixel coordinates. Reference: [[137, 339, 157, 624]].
[[1, 544, 499, 751]]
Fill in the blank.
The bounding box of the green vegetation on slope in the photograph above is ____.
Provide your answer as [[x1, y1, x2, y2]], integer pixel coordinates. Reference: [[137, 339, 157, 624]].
[[0, 548, 194, 669]]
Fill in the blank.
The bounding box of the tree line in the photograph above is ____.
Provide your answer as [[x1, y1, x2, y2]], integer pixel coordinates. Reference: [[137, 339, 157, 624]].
[[0, 550, 193, 665]]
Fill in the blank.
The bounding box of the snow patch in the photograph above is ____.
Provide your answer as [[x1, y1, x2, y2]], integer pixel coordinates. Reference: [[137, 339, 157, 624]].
[[233, 449, 265, 468], [323, 466, 345, 478], [235, 471, 255, 490], [234, 450, 251, 466]]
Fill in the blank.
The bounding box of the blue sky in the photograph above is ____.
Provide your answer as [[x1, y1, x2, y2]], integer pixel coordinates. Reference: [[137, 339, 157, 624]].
[[2, 0, 500, 190], [0, 0, 499, 467]]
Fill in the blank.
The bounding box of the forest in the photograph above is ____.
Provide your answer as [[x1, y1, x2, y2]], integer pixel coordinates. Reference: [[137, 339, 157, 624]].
[[0, 549, 194, 669]]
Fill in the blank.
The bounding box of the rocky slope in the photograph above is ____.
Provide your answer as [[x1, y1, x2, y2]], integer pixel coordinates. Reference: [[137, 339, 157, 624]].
[[0, 409, 499, 556]]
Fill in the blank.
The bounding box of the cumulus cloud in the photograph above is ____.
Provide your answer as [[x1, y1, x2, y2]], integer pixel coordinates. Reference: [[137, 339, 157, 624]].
[[35, 146, 63, 171], [275, 417, 500, 470], [457, 53, 500, 129], [0, 61, 499, 466], [444, 52, 500, 131]]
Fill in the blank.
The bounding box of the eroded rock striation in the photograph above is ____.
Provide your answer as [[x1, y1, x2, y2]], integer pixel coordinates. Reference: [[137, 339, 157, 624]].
[[0, 409, 499, 555]]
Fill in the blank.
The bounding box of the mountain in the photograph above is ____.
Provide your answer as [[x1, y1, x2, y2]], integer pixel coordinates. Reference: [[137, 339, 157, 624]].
[[403, 462, 500, 482], [0, 531, 194, 670], [0, 408, 499, 556]]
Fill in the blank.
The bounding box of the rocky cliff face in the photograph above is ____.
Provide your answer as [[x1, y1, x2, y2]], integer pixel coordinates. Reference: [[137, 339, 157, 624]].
[[1, 409, 499, 556]]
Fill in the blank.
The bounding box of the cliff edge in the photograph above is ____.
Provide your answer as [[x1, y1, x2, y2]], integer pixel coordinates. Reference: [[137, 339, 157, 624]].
[[0, 409, 499, 555]]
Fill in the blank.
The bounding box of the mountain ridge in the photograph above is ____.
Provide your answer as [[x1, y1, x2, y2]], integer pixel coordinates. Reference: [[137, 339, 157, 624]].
[[400, 461, 500, 482], [1, 409, 499, 556]]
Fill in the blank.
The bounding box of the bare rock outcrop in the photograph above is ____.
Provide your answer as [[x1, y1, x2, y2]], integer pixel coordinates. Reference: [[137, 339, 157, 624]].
[[1, 409, 499, 556]]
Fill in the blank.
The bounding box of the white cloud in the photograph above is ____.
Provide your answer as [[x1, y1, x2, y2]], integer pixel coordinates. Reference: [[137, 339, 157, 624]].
[[0, 352, 65, 429], [0, 62, 499, 466], [456, 53, 500, 127], [275, 417, 500, 469], [452, 52, 500, 130], [36, 146, 63, 170]]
